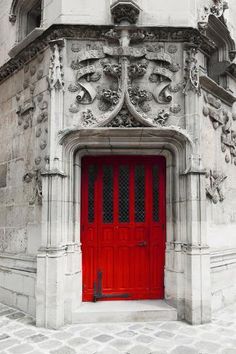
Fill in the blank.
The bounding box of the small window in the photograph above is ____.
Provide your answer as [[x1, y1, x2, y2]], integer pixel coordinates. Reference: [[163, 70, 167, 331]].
[[26, 1, 42, 36], [10, 0, 42, 42]]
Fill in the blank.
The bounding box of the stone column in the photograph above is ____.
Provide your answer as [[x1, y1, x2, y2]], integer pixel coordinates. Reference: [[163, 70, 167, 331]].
[[182, 43, 211, 324]]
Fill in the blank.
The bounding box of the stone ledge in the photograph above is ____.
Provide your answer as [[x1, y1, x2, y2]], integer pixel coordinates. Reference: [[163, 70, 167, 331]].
[[200, 75, 236, 106], [210, 248, 236, 270]]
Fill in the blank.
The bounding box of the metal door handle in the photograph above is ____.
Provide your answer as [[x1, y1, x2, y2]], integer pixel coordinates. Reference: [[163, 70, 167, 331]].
[[137, 241, 147, 247]]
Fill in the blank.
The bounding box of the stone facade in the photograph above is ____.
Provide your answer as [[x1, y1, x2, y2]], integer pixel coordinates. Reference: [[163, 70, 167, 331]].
[[0, 0, 236, 329]]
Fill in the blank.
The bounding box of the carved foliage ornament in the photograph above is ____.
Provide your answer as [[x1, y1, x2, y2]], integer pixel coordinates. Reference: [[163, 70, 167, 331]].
[[183, 45, 201, 95], [68, 30, 182, 128], [205, 169, 227, 203], [203, 93, 236, 165]]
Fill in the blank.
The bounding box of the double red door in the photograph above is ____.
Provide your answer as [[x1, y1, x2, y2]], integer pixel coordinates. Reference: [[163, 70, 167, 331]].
[[81, 156, 166, 302]]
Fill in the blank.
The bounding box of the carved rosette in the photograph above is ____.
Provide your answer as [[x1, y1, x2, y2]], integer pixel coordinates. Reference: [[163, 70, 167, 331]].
[[67, 29, 183, 128]]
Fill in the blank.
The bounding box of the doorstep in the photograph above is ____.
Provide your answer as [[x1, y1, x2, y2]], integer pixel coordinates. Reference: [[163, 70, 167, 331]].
[[72, 300, 177, 323]]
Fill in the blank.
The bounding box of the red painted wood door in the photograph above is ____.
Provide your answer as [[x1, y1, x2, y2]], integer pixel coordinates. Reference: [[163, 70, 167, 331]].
[[81, 156, 166, 302]]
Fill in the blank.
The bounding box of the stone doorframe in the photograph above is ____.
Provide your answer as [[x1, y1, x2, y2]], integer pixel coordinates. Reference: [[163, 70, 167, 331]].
[[36, 127, 211, 329]]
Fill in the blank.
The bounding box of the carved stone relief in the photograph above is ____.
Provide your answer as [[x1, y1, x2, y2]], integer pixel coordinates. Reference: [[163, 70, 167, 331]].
[[35, 92, 49, 166], [23, 169, 42, 205], [183, 45, 201, 95], [221, 111, 236, 164], [203, 93, 223, 129], [48, 40, 64, 91], [203, 91, 236, 165], [68, 29, 183, 128], [198, 0, 228, 32], [16, 84, 35, 130], [205, 169, 227, 203]]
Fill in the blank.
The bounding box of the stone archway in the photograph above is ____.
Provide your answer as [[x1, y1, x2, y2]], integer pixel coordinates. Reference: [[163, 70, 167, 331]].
[[36, 127, 211, 328]]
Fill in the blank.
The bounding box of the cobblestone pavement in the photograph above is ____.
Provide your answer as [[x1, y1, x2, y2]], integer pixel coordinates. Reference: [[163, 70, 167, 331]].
[[0, 303, 236, 354]]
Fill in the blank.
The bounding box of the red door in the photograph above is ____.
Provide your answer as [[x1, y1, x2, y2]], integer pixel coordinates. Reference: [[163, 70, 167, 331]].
[[81, 156, 166, 302]]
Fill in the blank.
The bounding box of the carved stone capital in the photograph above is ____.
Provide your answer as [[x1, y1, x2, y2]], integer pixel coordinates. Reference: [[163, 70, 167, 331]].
[[110, 0, 141, 24]]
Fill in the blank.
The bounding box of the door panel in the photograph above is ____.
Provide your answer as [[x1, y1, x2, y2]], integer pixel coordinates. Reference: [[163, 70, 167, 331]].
[[81, 156, 166, 301]]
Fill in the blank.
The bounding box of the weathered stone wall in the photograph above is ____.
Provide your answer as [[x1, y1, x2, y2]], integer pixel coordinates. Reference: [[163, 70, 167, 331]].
[[200, 84, 236, 310], [0, 48, 50, 315]]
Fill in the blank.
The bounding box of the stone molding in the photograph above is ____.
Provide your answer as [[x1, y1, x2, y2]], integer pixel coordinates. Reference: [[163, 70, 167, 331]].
[[0, 25, 205, 84], [200, 75, 236, 106], [210, 248, 236, 269]]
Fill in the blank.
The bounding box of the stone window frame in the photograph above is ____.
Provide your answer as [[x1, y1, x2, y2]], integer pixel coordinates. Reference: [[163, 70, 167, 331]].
[[9, 0, 43, 43], [206, 15, 236, 89]]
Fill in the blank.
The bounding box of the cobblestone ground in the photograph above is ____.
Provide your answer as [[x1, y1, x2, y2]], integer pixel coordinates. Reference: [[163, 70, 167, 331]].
[[0, 303, 236, 354]]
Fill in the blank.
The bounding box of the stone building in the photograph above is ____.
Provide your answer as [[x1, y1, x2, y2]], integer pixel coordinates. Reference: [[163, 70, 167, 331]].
[[0, 0, 236, 329]]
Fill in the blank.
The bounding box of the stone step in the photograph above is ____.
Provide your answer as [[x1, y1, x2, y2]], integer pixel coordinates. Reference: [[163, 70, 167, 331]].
[[72, 300, 177, 323]]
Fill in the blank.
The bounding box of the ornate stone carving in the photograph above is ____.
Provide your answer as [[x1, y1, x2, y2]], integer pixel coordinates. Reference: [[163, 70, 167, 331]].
[[153, 110, 170, 126], [203, 93, 223, 129], [98, 88, 121, 111], [81, 109, 97, 127], [200, 0, 227, 23], [107, 105, 142, 127], [48, 40, 64, 91], [68, 28, 182, 127], [183, 45, 201, 95], [221, 112, 236, 164], [205, 170, 227, 204], [170, 104, 182, 114], [128, 86, 152, 113], [23, 169, 42, 205], [16, 84, 35, 129], [0, 26, 202, 84], [110, 0, 141, 24]]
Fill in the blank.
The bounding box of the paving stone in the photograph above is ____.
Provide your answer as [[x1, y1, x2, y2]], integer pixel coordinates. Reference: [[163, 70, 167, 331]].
[[13, 328, 36, 337], [116, 330, 137, 338], [95, 347, 120, 354], [27, 333, 48, 343], [128, 324, 144, 330], [79, 328, 101, 338], [50, 346, 77, 354], [155, 331, 175, 339], [38, 339, 63, 349], [173, 334, 194, 344], [170, 345, 198, 354], [140, 326, 157, 334], [67, 336, 88, 347], [136, 334, 155, 343], [8, 343, 34, 353], [159, 322, 182, 331], [194, 340, 222, 353], [0, 333, 10, 340], [80, 342, 102, 354], [6, 312, 26, 320], [110, 338, 132, 350], [93, 334, 114, 342], [0, 309, 16, 316], [53, 331, 74, 340], [17, 316, 35, 325], [127, 344, 152, 354], [0, 338, 20, 350]]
